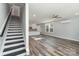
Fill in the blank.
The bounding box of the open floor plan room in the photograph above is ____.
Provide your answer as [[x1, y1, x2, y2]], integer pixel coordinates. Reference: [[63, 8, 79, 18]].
[[29, 3, 79, 56]]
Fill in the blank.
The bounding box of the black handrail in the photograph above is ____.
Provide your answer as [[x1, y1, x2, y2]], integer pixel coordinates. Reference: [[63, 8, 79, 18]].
[[0, 9, 12, 37]]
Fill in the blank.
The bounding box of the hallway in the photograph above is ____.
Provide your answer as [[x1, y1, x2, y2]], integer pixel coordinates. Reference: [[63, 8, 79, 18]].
[[29, 35, 79, 56]]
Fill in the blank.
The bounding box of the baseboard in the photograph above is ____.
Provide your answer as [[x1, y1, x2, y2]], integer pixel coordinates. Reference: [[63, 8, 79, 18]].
[[41, 33, 79, 42]]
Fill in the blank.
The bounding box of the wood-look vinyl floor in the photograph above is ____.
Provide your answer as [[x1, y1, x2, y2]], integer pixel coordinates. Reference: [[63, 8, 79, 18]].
[[29, 35, 79, 56]]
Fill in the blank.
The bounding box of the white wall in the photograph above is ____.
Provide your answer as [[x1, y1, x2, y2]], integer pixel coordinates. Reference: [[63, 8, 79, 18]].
[[40, 16, 79, 41], [0, 3, 10, 35], [21, 5, 26, 41], [29, 24, 40, 36], [30, 24, 41, 32]]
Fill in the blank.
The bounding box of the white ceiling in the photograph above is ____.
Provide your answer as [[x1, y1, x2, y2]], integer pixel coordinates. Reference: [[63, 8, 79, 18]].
[[29, 3, 79, 24]]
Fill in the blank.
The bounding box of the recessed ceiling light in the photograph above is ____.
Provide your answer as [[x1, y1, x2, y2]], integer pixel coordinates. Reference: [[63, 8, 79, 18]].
[[33, 14, 36, 17]]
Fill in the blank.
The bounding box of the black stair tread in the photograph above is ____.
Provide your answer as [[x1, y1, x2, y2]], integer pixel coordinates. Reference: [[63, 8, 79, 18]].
[[8, 24, 21, 27], [9, 22, 20, 24], [7, 34, 23, 37], [9, 22, 19, 23], [6, 37, 23, 41], [8, 27, 21, 28], [8, 26, 22, 28], [8, 29, 22, 30], [3, 44, 25, 52], [7, 31, 22, 33], [5, 40, 24, 46], [9, 24, 20, 26], [3, 49, 26, 56]]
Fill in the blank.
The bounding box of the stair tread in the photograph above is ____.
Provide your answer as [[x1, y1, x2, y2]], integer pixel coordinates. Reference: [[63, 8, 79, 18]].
[[8, 29, 22, 30], [7, 32, 22, 33], [5, 40, 24, 46], [7, 34, 23, 37], [5, 43, 25, 48], [3, 48, 26, 56], [6, 34, 23, 37], [3, 44, 25, 52], [8, 27, 21, 28], [6, 37, 23, 41], [6, 36, 23, 39], [6, 39, 24, 43], [17, 52, 26, 56]]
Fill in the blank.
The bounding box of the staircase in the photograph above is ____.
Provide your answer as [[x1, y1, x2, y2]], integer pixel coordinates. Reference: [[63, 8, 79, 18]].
[[2, 16, 26, 56]]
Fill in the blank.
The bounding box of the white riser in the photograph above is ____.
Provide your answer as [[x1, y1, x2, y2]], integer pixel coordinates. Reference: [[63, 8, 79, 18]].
[[5, 43, 24, 48], [8, 24, 20, 26], [6, 35, 23, 38], [6, 39, 24, 43]]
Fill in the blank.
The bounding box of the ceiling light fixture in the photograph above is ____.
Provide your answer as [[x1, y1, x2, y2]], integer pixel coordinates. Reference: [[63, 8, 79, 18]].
[[75, 13, 79, 15], [33, 14, 36, 17]]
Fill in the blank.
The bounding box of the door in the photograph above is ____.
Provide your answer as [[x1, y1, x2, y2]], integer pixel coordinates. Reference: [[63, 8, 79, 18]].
[[11, 5, 20, 17]]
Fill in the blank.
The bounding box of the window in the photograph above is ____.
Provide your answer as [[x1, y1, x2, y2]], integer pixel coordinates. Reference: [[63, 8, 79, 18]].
[[45, 24, 50, 32], [50, 23, 53, 32], [45, 23, 53, 32]]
